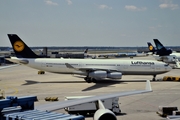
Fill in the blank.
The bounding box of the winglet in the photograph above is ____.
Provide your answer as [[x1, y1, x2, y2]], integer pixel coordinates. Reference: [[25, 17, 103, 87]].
[[146, 80, 152, 91]]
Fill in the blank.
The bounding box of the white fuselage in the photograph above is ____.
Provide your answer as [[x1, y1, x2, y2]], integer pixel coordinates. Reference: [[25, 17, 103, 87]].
[[10, 57, 171, 77], [153, 53, 180, 63]]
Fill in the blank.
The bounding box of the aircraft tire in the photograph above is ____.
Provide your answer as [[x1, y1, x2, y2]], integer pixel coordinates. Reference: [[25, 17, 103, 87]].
[[84, 77, 92, 83], [86, 80, 92, 83], [92, 78, 97, 83]]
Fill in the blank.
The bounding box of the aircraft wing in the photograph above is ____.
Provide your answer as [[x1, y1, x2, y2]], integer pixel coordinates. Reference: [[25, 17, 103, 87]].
[[6, 57, 29, 65], [36, 80, 152, 111], [0, 64, 19, 70], [65, 63, 118, 72]]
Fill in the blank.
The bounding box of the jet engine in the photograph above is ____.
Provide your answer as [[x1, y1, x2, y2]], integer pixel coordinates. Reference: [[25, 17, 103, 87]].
[[88, 71, 122, 79], [107, 72, 122, 79], [93, 108, 117, 120], [89, 71, 107, 78], [92, 100, 117, 120]]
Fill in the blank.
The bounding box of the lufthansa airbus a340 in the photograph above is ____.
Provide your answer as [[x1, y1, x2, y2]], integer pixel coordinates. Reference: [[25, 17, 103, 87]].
[[7, 34, 171, 82]]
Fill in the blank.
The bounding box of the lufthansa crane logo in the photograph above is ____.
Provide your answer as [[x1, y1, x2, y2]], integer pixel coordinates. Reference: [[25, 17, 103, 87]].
[[13, 41, 25, 52], [149, 45, 153, 51]]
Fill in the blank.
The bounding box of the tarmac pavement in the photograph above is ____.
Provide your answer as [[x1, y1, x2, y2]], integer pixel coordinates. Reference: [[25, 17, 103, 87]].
[[0, 56, 180, 120]]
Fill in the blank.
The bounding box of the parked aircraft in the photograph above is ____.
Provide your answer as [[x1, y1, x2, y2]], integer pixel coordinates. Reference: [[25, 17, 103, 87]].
[[154, 39, 172, 56], [7, 34, 171, 82], [147, 39, 180, 63], [97, 52, 147, 59], [36, 80, 152, 120], [147, 42, 156, 55], [147, 39, 172, 56], [172, 59, 180, 69], [84, 48, 97, 59]]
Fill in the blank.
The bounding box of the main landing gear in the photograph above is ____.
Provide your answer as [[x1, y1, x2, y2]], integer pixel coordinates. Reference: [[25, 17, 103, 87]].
[[152, 75, 156, 81], [84, 77, 97, 83]]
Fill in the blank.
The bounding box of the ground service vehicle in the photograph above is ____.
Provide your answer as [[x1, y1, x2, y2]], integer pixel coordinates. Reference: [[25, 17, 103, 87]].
[[64, 96, 121, 115]]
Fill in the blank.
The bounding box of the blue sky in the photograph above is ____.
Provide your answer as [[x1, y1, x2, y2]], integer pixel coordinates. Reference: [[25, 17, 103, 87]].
[[0, 0, 180, 47]]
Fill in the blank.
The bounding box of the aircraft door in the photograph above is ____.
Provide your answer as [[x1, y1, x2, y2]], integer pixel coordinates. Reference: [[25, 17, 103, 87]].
[[116, 63, 127, 71], [116, 64, 121, 71]]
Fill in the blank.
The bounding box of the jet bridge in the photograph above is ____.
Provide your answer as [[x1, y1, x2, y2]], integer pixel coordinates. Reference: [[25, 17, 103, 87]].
[[0, 96, 84, 120]]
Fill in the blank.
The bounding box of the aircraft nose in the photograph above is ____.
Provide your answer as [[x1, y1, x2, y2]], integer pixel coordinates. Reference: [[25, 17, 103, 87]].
[[166, 66, 172, 71]]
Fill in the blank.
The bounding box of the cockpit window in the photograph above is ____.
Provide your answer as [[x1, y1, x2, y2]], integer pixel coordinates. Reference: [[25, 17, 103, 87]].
[[164, 64, 169, 67]]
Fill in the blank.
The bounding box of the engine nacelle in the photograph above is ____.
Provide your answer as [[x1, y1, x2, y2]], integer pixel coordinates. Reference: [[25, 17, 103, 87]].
[[94, 108, 117, 120], [89, 71, 107, 78], [107, 72, 122, 79]]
